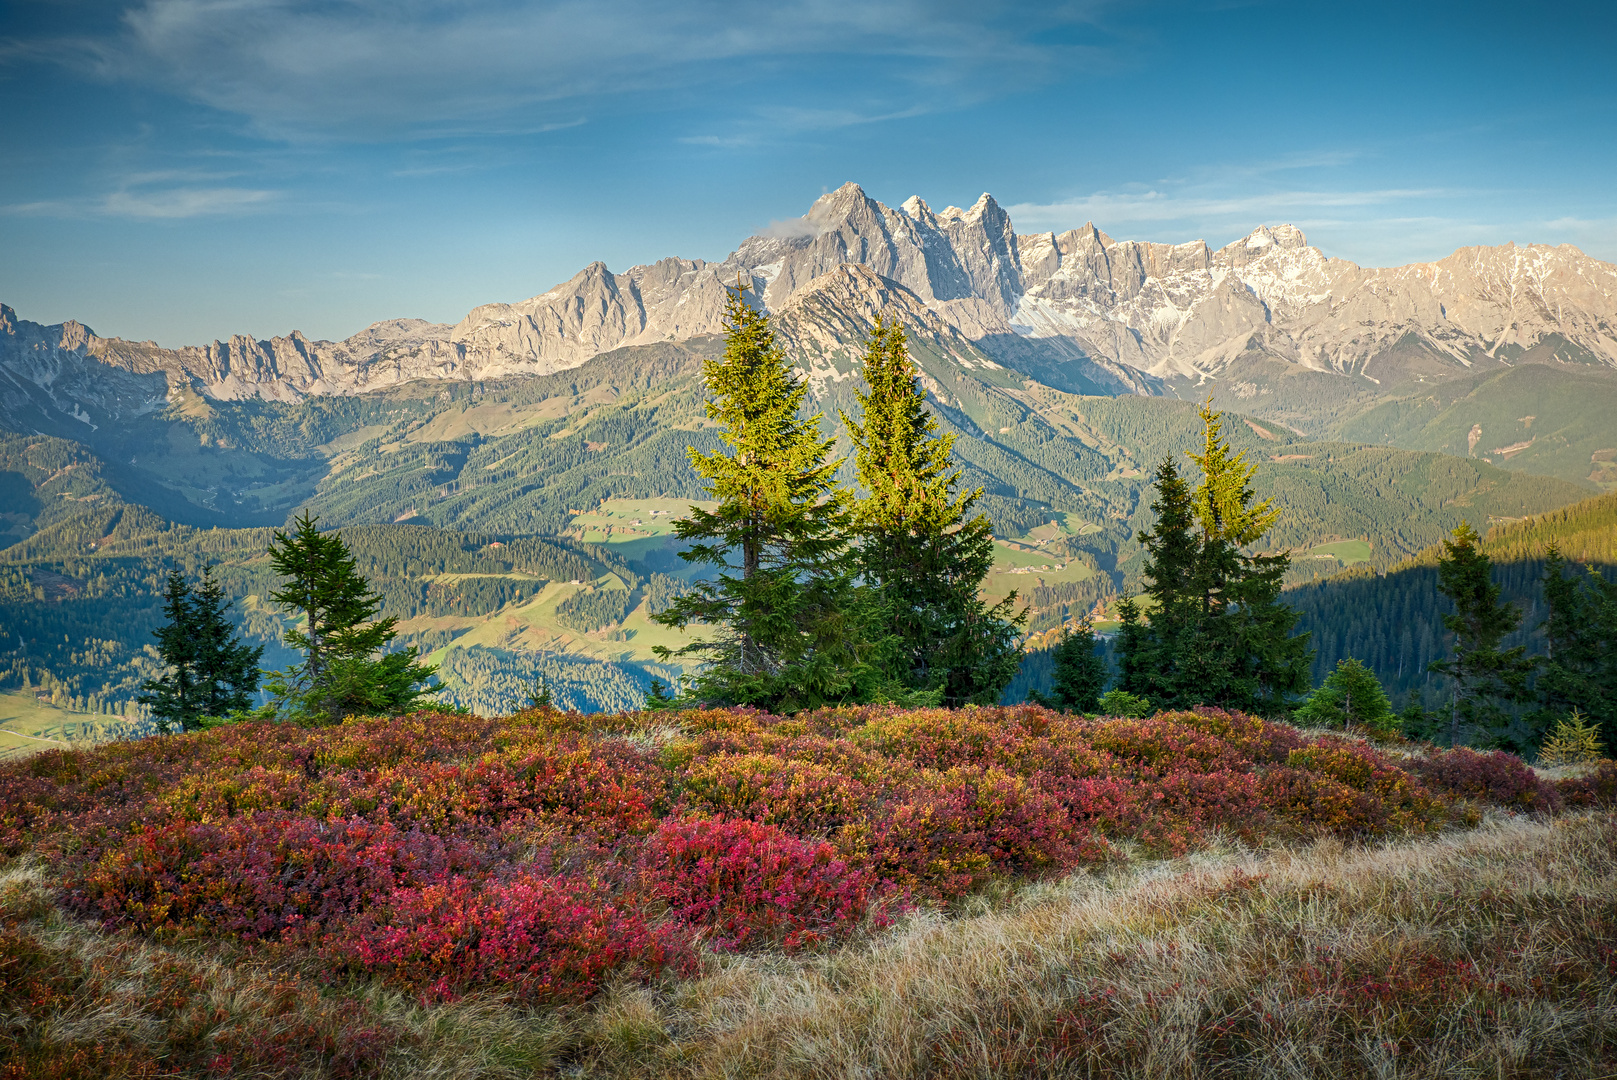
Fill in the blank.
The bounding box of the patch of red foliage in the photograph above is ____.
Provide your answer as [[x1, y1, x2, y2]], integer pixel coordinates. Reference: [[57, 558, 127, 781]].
[[1555, 761, 1617, 810], [0, 704, 1517, 1004], [1408, 747, 1562, 812]]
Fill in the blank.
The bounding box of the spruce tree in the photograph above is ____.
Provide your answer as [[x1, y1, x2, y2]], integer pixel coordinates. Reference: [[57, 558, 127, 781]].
[[1533, 545, 1615, 751], [1295, 657, 1395, 734], [265, 513, 438, 724], [1117, 403, 1311, 712], [190, 566, 264, 719], [653, 282, 880, 711], [138, 566, 263, 733], [1031, 616, 1107, 713], [842, 317, 1024, 705], [1118, 458, 1200, 705], [139, 570, 199, 733], [1428, 521, 1535, 748]]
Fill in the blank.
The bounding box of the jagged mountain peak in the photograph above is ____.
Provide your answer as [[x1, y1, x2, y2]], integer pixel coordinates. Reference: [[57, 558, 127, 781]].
[[807, 181, 877, 220], [780, 263, 937, 323], [772, 264, 1008, 395], [6, 185, 1617, 430], [938, 192, 1001, 224], [1224, 224, 1309, 253]]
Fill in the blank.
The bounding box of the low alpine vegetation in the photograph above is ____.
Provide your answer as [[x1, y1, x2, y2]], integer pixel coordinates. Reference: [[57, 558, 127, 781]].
[[3, 703, 1614, 1077]]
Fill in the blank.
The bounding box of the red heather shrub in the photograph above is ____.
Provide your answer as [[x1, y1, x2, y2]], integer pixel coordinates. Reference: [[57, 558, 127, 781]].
[[70, 813, 484, 940], [1554, 760, 1617, 809], [311, 712, 505, 771], [1085, 714, 1252, 772], [678, 752, 876, 837], [849, 767, 1104, 897], [669, 707, 783, 738], [460, 735, 666, 834], [637, 816, 878, 951], [161, 765, 311, 823], [0, 702, 1493, 1010], [850, 707, 1095, 777], [334, 873, 680, 1003], [1260, 768, 1392, 837], [1186, 707, 1308, 764], [294, 733, 667, 836], [1410, 747, 1562, 812], [1267, 743, 1439, 835]]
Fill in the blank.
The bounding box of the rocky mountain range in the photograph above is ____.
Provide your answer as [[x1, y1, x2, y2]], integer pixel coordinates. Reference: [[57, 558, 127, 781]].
[[5, 181, 1617, 441]]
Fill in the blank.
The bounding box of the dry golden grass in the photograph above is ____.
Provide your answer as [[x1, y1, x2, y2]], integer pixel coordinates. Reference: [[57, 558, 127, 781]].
[[5, 815, 1614, 1078], [576, 812, 1617, 1080]]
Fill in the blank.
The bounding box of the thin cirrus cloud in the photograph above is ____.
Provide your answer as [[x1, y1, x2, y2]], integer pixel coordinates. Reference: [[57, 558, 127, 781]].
[[82, 0, 1109, 140], [1005, 187, 1461, 234], [5, 184, 279, 220]]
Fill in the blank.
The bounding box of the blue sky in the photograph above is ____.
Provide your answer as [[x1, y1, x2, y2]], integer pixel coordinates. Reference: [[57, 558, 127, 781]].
[[2, 0, 1614, 346]]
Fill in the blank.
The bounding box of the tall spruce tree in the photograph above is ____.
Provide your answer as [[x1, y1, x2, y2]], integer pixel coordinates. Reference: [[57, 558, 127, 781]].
[[1030, 616, 1107, 713], [1117, 403, 1312, 711], [1536, 546, 1617, 752], [1118, 457, 1200, 704], [653, 282, 881, 711], [842, 317, 1024, 705], [138, 566, 263, 732], [265, 513, 438, 724], [1429, 521, 1535, 748], [139, 570, 198, 733]]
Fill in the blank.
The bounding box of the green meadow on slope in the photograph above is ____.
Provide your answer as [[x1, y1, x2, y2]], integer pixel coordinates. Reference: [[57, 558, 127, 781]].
[[1334, 363, 1617, 491]]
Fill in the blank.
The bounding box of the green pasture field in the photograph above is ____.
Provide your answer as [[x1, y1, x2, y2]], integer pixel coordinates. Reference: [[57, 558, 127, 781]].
[[983, 540, 1097, 604], [0, 691, 133, 761], [1016, 512, 1105, 544], [568, 497, 716, 567], [1304, 538, 1373, 565], [419, 572, 697, 671]]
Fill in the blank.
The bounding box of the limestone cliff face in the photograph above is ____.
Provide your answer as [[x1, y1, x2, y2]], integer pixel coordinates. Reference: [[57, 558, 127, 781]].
[[5, 183, 1616, 430], [1009, 223, 1617, 382]]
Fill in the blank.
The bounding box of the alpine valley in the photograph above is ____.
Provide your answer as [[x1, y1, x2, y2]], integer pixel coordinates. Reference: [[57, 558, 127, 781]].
[[4, 182, 1616, 744]]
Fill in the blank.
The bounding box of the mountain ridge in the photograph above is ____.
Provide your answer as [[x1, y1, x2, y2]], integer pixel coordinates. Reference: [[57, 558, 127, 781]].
[[9, 183, 1616, 435]]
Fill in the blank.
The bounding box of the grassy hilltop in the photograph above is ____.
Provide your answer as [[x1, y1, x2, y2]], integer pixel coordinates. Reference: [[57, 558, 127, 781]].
[[2, 702, 1613, 1078]]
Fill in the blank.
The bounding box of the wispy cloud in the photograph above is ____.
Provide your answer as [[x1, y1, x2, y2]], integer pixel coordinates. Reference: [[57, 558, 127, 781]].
[[5, 182, 278, 219], [23, 0, 1114, 141], [758, 214, 831, 240], [678, 134, 758, 149], [102, 185, 276, 218], [1006, 186, 1460, 234]]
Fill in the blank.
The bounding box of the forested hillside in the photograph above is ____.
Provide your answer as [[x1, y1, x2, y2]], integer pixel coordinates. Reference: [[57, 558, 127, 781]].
[[0, 478, 683, 717], [1332, 363, 1617, 491], [1289, 490, 1617, 709], [0, 314, 1601, 725]]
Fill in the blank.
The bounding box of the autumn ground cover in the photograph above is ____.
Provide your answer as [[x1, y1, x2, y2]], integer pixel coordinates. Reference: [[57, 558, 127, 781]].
[[1, 704, 1613, 1078]]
